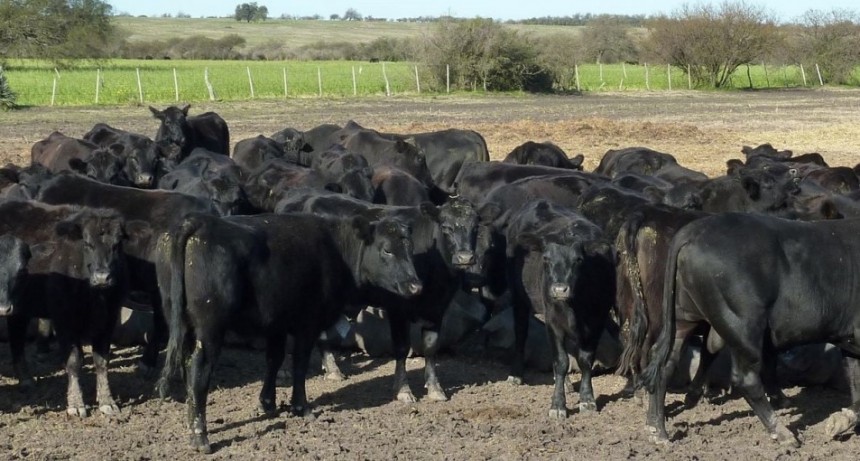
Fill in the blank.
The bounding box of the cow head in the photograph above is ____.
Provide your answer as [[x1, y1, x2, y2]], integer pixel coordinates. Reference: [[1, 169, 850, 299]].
[[150, 105, 193, 156], [69, 145, 128, 186], [338, 166, 375, 202], [740, 163, 801, 212], [0, 235, 30, 316], [353, 216, 422, 298], [55, 209, 126, 289], [122, 136, 162, 188], [430, 197, 479, 271], [202, 172, 248, 216]]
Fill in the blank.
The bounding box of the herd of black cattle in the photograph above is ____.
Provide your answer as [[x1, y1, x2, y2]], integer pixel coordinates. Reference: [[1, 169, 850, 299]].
[[2, 104, 860, 453]]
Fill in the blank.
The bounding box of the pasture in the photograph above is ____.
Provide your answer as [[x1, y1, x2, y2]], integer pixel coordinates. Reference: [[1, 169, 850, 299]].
[[1, 90, 860, 459]]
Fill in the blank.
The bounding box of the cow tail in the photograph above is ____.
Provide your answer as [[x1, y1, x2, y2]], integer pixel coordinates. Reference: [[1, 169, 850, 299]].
[[615, 212, 648, 378], [161, 215, 205, 383], [639, 234, 682, 393]]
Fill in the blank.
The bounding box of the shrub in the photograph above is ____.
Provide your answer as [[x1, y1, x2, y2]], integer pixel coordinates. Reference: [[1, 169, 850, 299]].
[[0, 66, 18, 110]]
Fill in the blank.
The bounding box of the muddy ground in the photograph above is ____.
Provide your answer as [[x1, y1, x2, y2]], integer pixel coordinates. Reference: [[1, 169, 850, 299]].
[[1, 90, 860, 460]]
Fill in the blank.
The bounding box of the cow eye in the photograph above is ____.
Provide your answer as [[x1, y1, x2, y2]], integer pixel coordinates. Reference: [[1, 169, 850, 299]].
[[382, 247, 393, 257]]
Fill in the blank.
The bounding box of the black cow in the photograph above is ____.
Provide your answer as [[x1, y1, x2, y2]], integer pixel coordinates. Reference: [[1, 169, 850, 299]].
[[642, 213, 860, 448], [281, 123, 341, 159], [503, 141, 584, 170], [372, 165, 431, 206], [455, 161, 607, 205], [158, 148, 249, 216], [310, 145, 375, 202], [0, 201, 127, 417], [83, 123, 167, 188], [285, 194, 479, 403], [0, 235, 30, 317], [35, 174, 218, 372], [337, 124, 436, 188], [505, 201, 614, 417], [232, 135, 287, 174], [155, 212, 423, 453], [270, 127, 315, 165], [31, 132, 127, 185], [149, 104, 230, 162], [594, 147, 707, 184]]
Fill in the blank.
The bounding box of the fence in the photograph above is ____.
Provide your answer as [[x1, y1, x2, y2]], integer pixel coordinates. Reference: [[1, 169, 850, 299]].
[[4, 59, 836, 107]]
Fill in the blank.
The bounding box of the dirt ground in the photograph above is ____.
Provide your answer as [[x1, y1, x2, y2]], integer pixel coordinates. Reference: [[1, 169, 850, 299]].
[[2, 89, 860, 460]]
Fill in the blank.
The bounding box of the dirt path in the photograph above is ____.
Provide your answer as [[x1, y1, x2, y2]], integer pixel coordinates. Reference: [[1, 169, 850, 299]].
[[2, 90, 860, 459]]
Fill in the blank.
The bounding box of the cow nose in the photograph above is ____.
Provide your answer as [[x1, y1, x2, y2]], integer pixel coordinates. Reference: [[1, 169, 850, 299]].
[[550, 283, 570, 300], [90, 271, 113, 287], [136, 173, 153, 187], [0, 303, 13, 316], [453, 251, 476, 266], [407, 281, 423, 296]]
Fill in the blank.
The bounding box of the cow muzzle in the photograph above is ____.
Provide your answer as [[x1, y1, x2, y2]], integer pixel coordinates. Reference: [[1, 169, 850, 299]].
[[0, 303, 13, 316], [402, 281, 423, 297], [90, 271, 114, 288], [549, 283, 571, 300], [452, 251, 476, 267], [135, 173, 154, 188]]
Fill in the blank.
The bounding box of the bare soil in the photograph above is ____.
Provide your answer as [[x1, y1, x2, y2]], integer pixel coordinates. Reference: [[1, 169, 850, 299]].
[[2, 90, 860, 460]]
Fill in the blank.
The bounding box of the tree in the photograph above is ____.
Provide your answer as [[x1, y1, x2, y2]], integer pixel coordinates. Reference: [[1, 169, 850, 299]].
[[343, 8, 362, 21], [793, 9, 860, 84], [329, 13, 340, 20], [234, 2, 267, 22], [534, 33, 587, 91], [580, 15, 639, 64], [645, 1, 780, 88], [0, 65, 17, 111], [0, 0, 116, 60]]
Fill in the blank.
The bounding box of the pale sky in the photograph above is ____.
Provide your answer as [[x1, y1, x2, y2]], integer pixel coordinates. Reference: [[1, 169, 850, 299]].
[[108, 1, 859, 23]]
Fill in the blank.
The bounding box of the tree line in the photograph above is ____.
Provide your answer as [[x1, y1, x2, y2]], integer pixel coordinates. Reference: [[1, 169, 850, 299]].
[[1, 1, 860, 95]]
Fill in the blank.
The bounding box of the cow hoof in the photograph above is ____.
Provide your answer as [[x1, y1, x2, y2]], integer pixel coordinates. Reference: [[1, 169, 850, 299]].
[[67, 406, 88, 418], [825, 408, 858, 438], [506, 376, 523, 386], [771, 426, 799, 447], [578, 401, 597, 413], [99, 403, 121, 416], [647, 425, 671, 446], [258, 401, 278, 418], [425, 388, 448, 402], [769, 394, 791, 410], [324, 370, 346, 382], [291, 404, 312, 418], [191, 433, 212, 454], [396, 391, 418, 403], [684, 392, 703, 409], [548, 408, 568, 419]]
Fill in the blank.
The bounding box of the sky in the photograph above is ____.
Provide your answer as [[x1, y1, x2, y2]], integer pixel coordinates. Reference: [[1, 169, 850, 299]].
[[107, 1, 860, 23]]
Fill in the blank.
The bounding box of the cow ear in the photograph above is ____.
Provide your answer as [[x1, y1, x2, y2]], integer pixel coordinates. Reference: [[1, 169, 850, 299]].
[[108, 143, 125, 156], [642, 186, 664, 203], [68, 158, 88, 174], [55, 220, 83, 241], [149, 106, 164, 119], [125, 220, 152, 242], [478, 202, 502, 224], [419, 202, 441, 221], [351, 215, 375, 244], [180, 104, 191, 116], [516, 233, 544, 252], [726, 159, 745, 176], [300, 142, 314, 153], [569, 153, 584, 169], [818, 200, 844, 220], [741, 176, 760, 200], [324, 183, 344, 194]]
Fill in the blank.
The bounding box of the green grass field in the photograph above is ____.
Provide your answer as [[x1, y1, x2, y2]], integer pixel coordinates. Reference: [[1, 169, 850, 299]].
[[3, 59, 819, 107]]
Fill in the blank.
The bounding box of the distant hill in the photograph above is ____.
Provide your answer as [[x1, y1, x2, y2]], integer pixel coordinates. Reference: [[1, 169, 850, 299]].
[[113, 16, 582, 48]]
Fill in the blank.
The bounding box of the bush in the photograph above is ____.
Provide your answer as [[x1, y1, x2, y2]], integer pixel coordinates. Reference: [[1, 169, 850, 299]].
[[0, 66, 18, 111]]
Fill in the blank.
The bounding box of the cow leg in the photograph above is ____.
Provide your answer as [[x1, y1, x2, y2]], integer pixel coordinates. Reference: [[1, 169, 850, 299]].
[[36, 318, 53, 356], [506, 297, 530, 385], [7, 316, 34, 388], [825, 355, 860, 438], [139, 293, 166, 377], [62, 340, 87, 417], [647, 324, 695, 445], [729, 348, 798, 447], [684, 338, 717, 409], [761, 340, 788, 408], [185, 336, 220, 454], [422, 328, 447, 401], [575, 338, 598, 413], [92, 333, 120, 415], [259, 332, 287, 417], [546, 326, 569, 419], [318, 329, 345, 381], [388, 309, 416, 403], [289, 333, 314, 417]]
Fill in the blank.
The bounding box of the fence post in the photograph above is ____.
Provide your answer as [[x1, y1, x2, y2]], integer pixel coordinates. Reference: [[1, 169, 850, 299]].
[[51, 77, 57, 106], [446, 64, 450, 94], [352, 66, 357, 96], [95, 68, 101, 104], [815, 64, 824, 86], [173, 68, 179, 102], [762, 62, 770, 88], [382, 62, 390, 96], [800, 64, 807, 86], [246, 66, 255, 98], [317, 67, 322, 97], [599, 62, 603, 82], [414, 65, 420, 94], [667, 64, 672, 90], [574, 64, 581, 91], [622, 62, 627, 80], [204, 68, 215, 101], [687, 64, 692, 89], [136, 68, 143, 104], [645, 63, 650, 90], [283, 67, 288, 99]]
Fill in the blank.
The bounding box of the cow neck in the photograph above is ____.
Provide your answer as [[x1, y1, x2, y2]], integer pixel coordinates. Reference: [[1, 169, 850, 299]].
[[332, 218, 366, 289]]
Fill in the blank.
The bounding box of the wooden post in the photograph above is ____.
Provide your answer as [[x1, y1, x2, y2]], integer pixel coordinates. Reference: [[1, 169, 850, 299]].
[[618, 79, 624, 90], [645, 63, 650, 90], [352, 66, 357, 96], [667, 64, 672, 90], [246, 66, 254, 98], [51, 77, 57, 106], [283, 67, 288, 99], [414, 65, 420, 94], [317, 67, 322, 97], [762, 62, 770, 87], [815, 64, 824, 85], [574, 64, 581, 91], [204, 68, 215, 101], [382, 62, 390, 96], [136, 68, 143, 103], [95, 68, 101, 104], [622, 62, 627, 79], [599, 62, 603, 82], [687, 64, 692, 89], [800, 64, 807, 86], [173, 68, 179, 102], [446, 64, 450, 94]]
